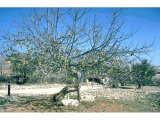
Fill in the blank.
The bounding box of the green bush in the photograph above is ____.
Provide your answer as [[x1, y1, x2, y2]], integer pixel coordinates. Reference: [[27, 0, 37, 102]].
[[0, 75, 7, 82], [65, 79, 74, 84], [146, 92, 160, 108], [131, 59, 156, 89]]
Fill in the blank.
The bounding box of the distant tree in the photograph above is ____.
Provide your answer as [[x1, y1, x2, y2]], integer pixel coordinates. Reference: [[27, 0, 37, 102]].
[[7, 52, 36, 80], [107, 59, 132, 88], [131, 59, 156, 89]]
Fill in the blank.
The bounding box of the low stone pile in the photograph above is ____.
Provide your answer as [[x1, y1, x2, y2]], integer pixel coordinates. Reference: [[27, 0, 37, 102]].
[[80, 86, 160, 101], [80, 95, 95, 102]]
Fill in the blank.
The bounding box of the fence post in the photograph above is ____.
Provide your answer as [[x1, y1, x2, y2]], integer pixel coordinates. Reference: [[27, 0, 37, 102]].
[[8, 80, 11, 96]]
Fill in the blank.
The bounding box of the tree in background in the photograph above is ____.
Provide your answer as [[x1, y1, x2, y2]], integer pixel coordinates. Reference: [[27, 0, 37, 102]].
[[131, 59, 156, 89], [107, 59, 132, 88], [7, 52, 36, 83]]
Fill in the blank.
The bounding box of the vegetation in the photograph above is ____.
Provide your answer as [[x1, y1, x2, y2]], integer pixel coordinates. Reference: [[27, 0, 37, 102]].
[[0, 95, 160, 112], [131, 59, 156, 89], [107, 59, 132, 88], [0, 8, 158, 112], [0, 75, 7, 82], [0, 8, 152, 84]]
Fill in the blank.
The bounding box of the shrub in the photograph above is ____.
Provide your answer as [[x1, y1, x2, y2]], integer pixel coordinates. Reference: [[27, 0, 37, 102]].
[[0, 75, 7, 82]]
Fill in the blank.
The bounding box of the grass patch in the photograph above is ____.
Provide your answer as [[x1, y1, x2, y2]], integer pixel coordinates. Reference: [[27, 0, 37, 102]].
[[146, 92, 160, 108], [60, 97, 160, 112], [0, 96, 160, 112], [0, 98, 7, 105], [114, 99, 158, 112]]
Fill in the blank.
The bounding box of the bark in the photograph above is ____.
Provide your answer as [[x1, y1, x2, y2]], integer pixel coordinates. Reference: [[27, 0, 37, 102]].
[[120, 82, 125, 86], [137, 82, 142, 89], [136, 79, 142, 89], [51, 84, 80, 103]]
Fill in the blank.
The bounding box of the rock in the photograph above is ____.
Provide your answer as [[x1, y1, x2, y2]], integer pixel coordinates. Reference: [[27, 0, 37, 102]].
[[3, 95, 18, 102], [80, 95, 95, 102], [61, 99, 79, 107]]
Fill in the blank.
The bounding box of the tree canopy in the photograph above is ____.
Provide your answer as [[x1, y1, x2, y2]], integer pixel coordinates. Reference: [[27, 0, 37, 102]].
[[0, 8, 152, 84], [132, 59, 156, 88]]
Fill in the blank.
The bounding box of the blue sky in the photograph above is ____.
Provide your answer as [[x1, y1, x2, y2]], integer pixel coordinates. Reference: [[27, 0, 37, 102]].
[[0, 8, 160, 66]]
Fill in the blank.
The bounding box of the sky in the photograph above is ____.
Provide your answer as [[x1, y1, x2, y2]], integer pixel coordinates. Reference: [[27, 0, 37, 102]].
[[125, 8, 160, 66], [0, 8, 160, 66]]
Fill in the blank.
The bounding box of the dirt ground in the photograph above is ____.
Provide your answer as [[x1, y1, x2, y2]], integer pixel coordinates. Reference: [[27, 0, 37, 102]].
[[0, 83, 160, 112], [1, 83, 159, 100]]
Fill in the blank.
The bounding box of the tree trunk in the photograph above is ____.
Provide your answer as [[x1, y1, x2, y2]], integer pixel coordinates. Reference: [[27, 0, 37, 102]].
[[120, 82, 125, 86], [137, 80, 142, 89], [51, 84, 79, 103]]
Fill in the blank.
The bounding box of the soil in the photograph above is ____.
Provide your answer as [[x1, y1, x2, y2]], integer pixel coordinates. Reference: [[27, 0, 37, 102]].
[[0, 83, 160, 112]]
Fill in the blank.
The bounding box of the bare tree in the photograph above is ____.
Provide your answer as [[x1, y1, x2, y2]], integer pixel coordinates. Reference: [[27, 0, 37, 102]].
[[0, 8, 152, 102]]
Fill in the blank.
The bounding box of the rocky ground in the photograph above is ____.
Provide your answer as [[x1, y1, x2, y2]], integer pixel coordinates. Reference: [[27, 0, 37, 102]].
[[0, 83, 160, 112], [81, 86, 160, 101], [0, 83, 160, 100]]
